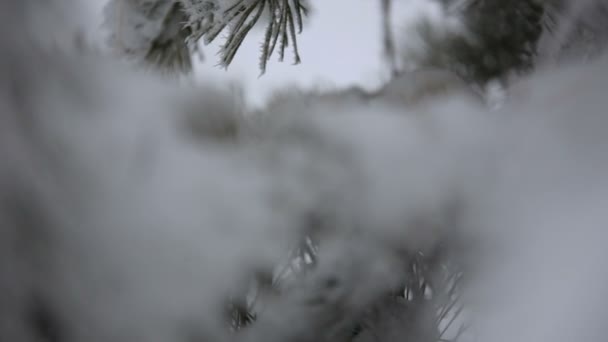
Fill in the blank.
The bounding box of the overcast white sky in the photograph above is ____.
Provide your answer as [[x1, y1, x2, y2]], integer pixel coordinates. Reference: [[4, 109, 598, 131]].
[[195, 0, 387, 107], [194, 1, 434, 107], [87, 0, 431, 107]]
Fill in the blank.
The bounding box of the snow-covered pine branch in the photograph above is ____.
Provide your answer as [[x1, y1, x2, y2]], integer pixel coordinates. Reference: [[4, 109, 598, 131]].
[[103, 0, 309, 72]]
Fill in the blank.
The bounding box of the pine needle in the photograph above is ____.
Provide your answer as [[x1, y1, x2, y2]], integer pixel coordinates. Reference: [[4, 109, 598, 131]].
[[286, 4, 301, 64], [222, 0, 267, 67]]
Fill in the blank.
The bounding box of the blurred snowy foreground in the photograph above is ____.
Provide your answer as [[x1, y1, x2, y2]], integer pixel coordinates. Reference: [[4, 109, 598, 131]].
[[1, 1, 608, 342]]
